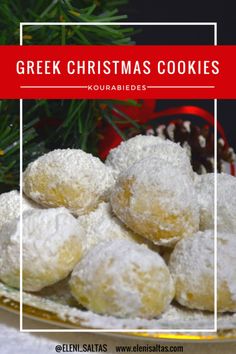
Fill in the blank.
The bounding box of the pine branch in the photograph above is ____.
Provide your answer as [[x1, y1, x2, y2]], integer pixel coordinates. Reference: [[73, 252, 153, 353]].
[[0, 0, 139, 190], [24, 99, 141, 157], [0, 100, 45, 192], [0, 0, 134, 45]]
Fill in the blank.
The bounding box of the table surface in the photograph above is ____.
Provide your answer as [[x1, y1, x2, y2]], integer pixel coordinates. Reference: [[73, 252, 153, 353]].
[[0, 309, 236, 354]]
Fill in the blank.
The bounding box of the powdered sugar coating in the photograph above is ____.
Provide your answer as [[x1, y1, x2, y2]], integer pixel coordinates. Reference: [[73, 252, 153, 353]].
[[111, 156, 199, 246], [0, 207, 85, 292], [77, 202, 147, 255], [0, 190, 39, 232], [23, 195, 42, 211], [195, 173, 236, 232], [105, 135, 193, 178], [70, 239, 175, 318], [0, 191, 20, 232], [23, 149, 115, 216], [169, 230, 236, 312]]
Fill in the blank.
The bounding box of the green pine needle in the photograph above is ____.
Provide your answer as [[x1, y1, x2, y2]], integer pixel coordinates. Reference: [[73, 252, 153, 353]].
[[0, 0, 139, 190]]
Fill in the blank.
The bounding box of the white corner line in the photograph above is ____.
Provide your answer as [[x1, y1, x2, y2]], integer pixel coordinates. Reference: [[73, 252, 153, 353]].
[[20, 22, 217, 26], [214, 98, 218, 333], [19, 99, 23, 332], [213, 22, 218, 333], [20, 328, 217, 333], [19, 15, 23, 334], [20, 23, 23, 46], [214, 23, 218, 46], [19, 21, 218, 333]]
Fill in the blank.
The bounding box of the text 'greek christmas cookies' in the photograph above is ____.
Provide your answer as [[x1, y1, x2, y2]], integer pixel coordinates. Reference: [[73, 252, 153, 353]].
[[169, 230, 236, 312], [106, 135, 193, 178], [195, 173, 236, 233], [23, 149, 115, 216], [110, 156, 199, 246], [70, 239, 175, 318], [0, 207, 84, 291]]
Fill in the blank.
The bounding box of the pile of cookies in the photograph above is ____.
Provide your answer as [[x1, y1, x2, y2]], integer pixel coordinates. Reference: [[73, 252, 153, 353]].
[[0, 135, 235, 319]]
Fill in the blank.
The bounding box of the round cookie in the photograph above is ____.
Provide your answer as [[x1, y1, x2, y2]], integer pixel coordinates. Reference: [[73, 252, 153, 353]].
[[0, 207, 84, 291], [169, 230, 236, 312], [0, 190, 39, 232], [0, 190, 19, 232], [105, 135, 193, 178], [23, 149, 115, 216], [195, 173, 236, 232], [77, 202, 146, 255], [70, 239, 175, 318], [22, 194, 42, 211], [110, 156, 199, 246]]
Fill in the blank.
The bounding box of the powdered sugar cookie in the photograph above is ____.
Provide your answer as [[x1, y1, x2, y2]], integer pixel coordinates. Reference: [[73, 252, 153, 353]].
[[70, 239, 175, 318], [23, 149, 115, 216], [0, 191, 20, 232], [0, 207, 84, 291], [106, 135, 193, 178], [195, 173, 236, 232], [0, 190, 39, 231], [169, 230, 236, 312], [77, 202, 159, 255], [111, 156, 199, 246]]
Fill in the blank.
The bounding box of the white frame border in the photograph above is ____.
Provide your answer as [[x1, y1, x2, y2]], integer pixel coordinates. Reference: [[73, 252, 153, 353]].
[[19, 21, 218, 333]]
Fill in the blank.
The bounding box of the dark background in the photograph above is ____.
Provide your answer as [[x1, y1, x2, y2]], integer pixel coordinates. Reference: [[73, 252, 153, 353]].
[[121, 0, 236, 149], [123, 0, 236, 45]]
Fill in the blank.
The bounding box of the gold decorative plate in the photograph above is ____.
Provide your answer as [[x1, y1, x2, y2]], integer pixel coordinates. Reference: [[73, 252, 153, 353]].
[[1, 281, 236, 341]]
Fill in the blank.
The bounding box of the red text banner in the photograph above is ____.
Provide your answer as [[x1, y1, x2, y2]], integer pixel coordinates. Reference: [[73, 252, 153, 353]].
[[0, 45, 236, 98]]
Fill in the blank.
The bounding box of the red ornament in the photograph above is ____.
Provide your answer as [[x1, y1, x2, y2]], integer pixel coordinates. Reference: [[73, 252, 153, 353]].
[[98, 125, 123, 160], [113, 100, 156, 124]]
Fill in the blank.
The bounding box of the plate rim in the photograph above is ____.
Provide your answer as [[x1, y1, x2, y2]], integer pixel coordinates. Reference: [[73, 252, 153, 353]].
[[1, 295, 236, 342]]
